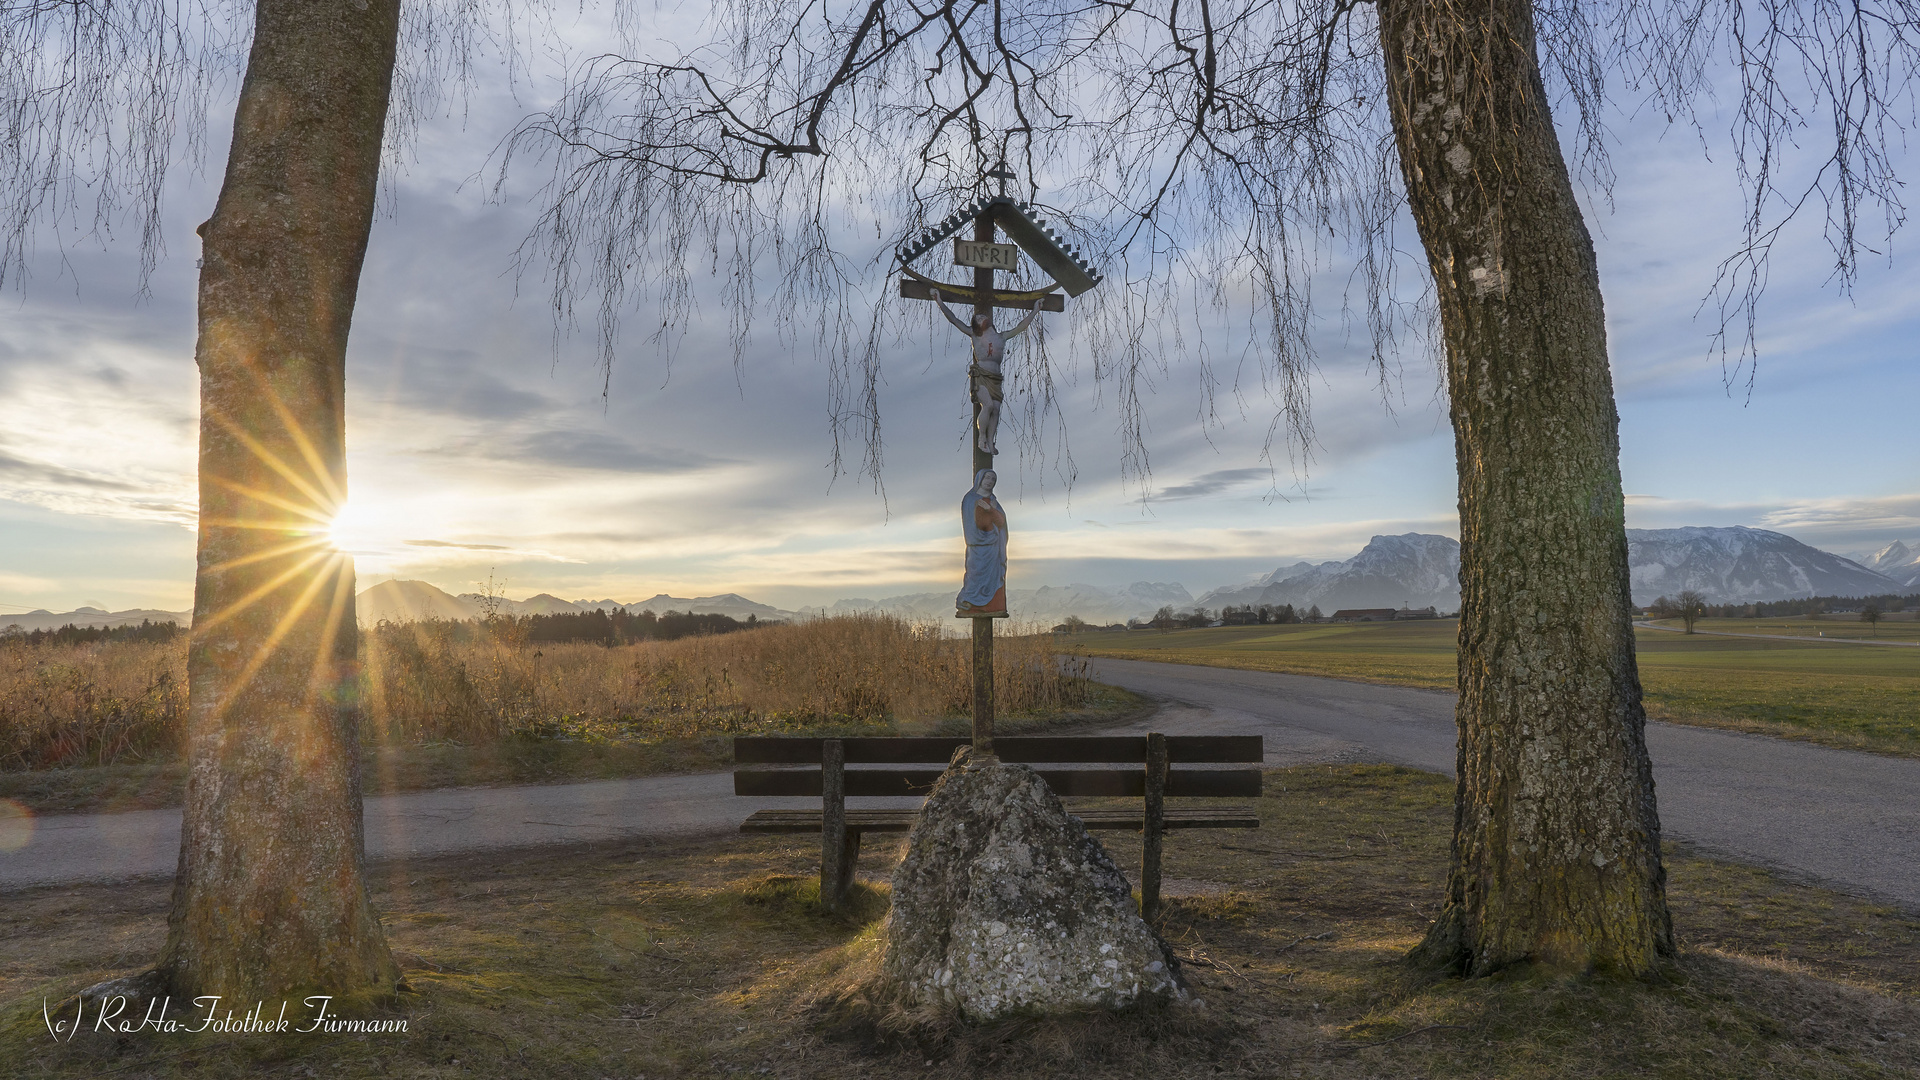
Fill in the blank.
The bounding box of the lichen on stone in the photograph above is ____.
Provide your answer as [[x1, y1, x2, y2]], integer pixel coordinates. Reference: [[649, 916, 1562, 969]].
[[878, 749, 1189, 1021]]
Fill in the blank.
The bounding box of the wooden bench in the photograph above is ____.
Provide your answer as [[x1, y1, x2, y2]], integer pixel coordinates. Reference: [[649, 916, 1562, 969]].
[[733, 734, 1263, 917]]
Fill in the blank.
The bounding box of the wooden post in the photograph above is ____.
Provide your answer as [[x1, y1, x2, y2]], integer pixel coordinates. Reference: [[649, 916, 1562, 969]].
[[821, 738, 849, 911], [972, 215, 995, 477], [967, 212, 998, 766], [972, 617, 996, 762], [1142, 731, 1167, 921]]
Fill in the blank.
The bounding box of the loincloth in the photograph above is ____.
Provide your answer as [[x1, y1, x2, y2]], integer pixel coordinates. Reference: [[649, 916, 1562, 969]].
[[969, 367, 1004, 401]]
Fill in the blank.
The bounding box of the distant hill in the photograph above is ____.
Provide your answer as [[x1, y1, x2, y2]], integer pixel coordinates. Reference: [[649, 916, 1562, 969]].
[[356, 580, 796, 625], [357, 579, 480, 624], [811, 581, 1195, 626], [619, 592, 793, 621], [0, 606, 192, 633], [452, 591, 582, 617], [31, 525, 1912, 635]]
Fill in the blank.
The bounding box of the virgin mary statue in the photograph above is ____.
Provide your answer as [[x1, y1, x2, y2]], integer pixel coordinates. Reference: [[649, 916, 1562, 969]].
[[956, 469, 1007, 615]]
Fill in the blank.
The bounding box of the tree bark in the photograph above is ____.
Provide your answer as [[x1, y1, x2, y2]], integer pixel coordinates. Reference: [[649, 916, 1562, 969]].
[[159, 0, 402, 998], [1376, 0, 1675, 975]]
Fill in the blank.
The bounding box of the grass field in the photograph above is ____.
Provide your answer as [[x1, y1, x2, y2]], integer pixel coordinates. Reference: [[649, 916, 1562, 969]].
[[1068, 618, 1920, 755], [7, 764, 1919, 1079]]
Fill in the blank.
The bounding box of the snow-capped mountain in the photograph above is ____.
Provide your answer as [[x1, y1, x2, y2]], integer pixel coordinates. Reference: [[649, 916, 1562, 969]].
[[1197, 533, 1464, 614], [1864, 540, 1920, 588], [1625, 527, 1897, 604], [345, 526, 1910, 629]]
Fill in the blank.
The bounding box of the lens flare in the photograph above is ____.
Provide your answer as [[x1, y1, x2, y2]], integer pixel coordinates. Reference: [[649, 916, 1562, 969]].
[[0, 799, 36, 852]]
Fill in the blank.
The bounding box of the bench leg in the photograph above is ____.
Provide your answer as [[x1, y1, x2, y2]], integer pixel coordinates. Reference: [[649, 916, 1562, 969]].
[[1142, 731, 1167, 922], [821, 739, 851, 912], [836, 829, 863, 905]]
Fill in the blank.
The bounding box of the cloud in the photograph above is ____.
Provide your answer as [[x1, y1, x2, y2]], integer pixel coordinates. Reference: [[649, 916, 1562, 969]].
[[0, 450, 144, 492], [511, 431, 731, 472], [404, 539, 511, 550], [1153, 467, 1272, 500], [378, 352, 555, 421]]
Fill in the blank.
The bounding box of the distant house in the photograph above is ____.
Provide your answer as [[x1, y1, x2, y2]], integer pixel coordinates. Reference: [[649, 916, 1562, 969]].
[[1393, 606, 1439, 620], [1221, 608, 1262, 625], [1330, 608, 1399, 622]]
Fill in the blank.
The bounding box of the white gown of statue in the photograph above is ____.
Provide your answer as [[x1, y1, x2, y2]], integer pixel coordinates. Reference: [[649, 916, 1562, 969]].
[[957, 469, 1007, 611]]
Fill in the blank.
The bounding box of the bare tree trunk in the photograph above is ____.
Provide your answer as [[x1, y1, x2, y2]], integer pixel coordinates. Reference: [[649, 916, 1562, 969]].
[[160, 0, 402, 998], [1377, 0, 1675, 975]]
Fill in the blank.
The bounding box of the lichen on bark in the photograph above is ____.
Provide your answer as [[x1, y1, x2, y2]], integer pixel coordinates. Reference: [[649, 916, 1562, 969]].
[[1378, 0, 1676, 976]]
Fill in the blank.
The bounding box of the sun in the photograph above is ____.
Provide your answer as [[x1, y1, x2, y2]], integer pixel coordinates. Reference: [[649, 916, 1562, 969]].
[[323, 498, 386, 556]]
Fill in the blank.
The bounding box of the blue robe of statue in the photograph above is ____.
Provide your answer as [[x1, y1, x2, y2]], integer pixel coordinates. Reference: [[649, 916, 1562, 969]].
[[957, 469, 1007, 611]]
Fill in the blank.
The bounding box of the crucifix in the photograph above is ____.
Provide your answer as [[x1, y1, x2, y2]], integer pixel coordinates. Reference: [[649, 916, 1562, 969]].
[[896, 163, 1103, 764]]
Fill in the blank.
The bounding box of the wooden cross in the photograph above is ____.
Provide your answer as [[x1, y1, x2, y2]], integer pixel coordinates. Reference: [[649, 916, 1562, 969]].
[[896, 167, 1104, 764]]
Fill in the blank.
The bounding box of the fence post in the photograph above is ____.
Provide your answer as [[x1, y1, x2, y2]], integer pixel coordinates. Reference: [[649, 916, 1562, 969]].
[[1142, 731, 1167, 921]]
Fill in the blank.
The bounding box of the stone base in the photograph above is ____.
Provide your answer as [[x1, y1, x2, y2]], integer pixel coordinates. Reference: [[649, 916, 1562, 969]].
[[879, 750, 1189, 1021]]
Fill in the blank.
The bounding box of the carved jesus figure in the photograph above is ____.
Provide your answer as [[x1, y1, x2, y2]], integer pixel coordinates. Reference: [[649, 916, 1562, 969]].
[[931, 289, 1041, 456]]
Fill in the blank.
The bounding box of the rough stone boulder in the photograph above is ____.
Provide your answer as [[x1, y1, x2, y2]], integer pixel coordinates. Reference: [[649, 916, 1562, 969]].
[[879, 752, 1188, 1021]]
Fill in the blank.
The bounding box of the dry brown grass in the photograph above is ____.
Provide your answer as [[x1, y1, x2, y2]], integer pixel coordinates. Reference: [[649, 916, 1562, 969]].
[[0, 615, 1091, 772], [0, 639, 185, 770], [6, 765, 1920, 1079], [364, 613, 1091, 745], [0, 616, 1120, 814]]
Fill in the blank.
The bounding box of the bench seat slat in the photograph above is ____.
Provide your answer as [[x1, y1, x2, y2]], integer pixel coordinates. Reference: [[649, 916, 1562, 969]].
[[734, 767, 1261, 799], [740, 806, 1259, 834], [733, 735, 1263, 765]]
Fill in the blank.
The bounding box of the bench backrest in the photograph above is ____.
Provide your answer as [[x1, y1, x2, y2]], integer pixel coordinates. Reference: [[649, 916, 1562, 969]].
[[733, 735, 1262, 799]]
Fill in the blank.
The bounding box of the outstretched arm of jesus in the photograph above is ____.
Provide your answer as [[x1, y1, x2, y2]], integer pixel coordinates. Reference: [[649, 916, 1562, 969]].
[[929, 289, 972, 333], [1002, 296, 1044, 339]]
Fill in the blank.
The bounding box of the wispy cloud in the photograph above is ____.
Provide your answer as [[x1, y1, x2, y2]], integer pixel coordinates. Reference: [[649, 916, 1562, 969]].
[[404, 539, 510, 550], [1153, 467, 1271, 500]]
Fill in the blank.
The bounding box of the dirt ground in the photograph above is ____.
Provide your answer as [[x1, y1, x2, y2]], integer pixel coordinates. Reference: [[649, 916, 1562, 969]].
[[6, 764, 1920, 1078]]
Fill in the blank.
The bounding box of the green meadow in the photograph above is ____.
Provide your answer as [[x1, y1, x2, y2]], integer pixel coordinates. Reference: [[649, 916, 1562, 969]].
[[1068, 618, 1920, 755]]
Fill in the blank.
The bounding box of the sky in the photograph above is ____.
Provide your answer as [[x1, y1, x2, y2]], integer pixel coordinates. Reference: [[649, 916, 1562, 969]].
[[2, 11, 1917, 616]]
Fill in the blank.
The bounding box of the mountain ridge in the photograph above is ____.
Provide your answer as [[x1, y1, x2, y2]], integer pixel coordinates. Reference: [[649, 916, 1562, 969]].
[[11, 526, 1913, 632]]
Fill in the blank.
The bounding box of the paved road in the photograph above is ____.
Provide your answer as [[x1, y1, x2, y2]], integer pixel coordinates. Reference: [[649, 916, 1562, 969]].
[[1087, 658, 1920, 908], [5, 657, 1919, 909]]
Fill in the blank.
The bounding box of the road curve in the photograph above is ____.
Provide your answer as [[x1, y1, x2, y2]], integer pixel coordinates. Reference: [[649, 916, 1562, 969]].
[[1087, 657, 1920, 909], [5, 658, 1919, 910]]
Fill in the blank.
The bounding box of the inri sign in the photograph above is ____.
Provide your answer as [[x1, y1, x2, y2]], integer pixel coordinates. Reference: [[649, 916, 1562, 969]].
[[953, 239, 1020, 271]]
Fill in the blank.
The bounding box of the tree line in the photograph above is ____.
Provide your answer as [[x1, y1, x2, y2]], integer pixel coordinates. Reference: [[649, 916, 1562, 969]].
[[517, 608, 770, 645], [0, 620, 186, 648], [1647, 591, 1919, 634]]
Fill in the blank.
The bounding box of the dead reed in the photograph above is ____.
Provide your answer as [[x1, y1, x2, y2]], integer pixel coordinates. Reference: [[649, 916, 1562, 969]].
[[0, 639, 185, 770], [0, 614, 1091, 769], [362, 613, 1091, 744]]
